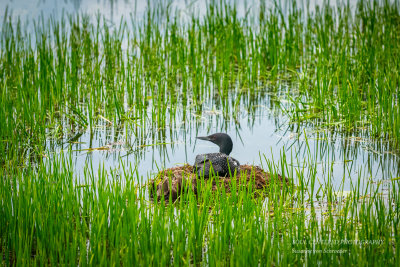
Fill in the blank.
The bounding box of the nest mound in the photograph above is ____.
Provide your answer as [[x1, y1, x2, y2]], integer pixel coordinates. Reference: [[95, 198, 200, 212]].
[[149, 164, 289, 202]]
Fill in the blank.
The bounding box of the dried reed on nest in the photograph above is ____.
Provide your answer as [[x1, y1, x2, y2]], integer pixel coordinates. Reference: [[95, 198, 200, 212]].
[[149, 164, 289, 202]]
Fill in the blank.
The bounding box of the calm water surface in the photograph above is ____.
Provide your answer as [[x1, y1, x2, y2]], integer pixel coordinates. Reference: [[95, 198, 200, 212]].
[[4, 0, 399, 192]]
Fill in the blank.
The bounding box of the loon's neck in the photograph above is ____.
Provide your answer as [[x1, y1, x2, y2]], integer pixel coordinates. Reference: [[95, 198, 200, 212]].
[[219, 140, 232, 155]]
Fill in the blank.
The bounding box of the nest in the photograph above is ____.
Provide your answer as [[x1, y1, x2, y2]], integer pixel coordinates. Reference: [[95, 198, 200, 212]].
[[149, 164, 289, 202]]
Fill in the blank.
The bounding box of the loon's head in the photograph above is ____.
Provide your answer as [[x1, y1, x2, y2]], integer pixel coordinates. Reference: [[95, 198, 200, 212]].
[[196, 133, 233, 155]]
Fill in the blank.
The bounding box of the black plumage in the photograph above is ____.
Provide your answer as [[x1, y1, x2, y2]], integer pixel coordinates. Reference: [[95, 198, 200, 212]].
[[149, 132, 290, 202], [193, 133, 240, 178]]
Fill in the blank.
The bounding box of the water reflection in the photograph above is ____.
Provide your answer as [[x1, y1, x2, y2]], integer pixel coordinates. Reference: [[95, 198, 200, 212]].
[[5, 0, 399, 189], [43, 84, 400, 191]]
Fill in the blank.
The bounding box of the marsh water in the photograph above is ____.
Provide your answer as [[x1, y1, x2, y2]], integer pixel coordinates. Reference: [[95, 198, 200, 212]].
[[5, 0, 400, 191]]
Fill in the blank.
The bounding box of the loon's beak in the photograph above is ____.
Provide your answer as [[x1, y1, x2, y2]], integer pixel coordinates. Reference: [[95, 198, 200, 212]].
[[196, 136, 210, 141]]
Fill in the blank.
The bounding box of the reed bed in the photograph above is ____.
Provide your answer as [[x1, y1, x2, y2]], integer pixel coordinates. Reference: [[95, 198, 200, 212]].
[[1, 0, 399, 163], [1, 0, 399, 265], [1, 150, 398, 265]]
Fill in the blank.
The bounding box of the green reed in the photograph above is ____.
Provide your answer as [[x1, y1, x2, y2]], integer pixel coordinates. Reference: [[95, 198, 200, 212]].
[[2, 0, 399, 164], [1, 147, 398, 265], [1, 0, 399, 265]]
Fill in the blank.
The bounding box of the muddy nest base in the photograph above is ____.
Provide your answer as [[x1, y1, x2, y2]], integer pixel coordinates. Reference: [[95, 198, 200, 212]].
[[149, 164, 289, 203]]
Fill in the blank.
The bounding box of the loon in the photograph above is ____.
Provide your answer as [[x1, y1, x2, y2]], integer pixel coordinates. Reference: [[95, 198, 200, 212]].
[[149, 132, 289, 202], [193, 133, 240, 178]]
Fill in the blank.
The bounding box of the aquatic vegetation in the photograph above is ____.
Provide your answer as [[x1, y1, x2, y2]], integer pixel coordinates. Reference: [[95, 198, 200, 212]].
[[148, 164, 287, 202], [1, 151, 398, 265], [1, 0, 400, 163], [0, 0, 399, 265]]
